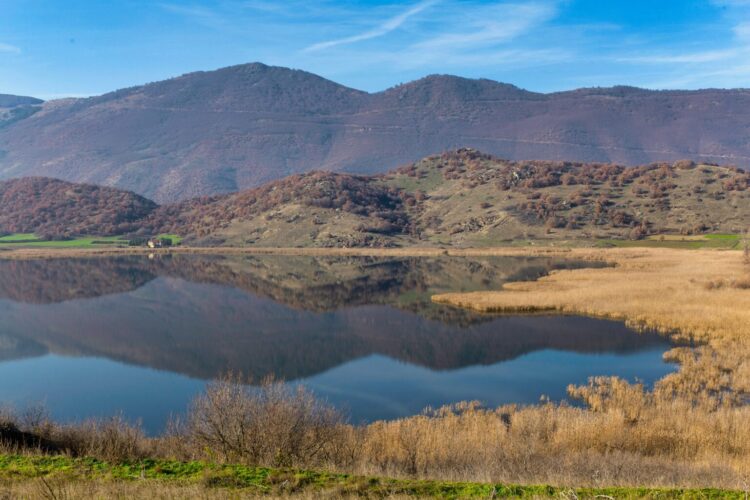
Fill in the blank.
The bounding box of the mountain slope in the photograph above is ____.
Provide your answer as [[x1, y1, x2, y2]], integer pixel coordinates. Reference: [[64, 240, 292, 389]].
[[2, 63, 750, 202], [156, 150, 750, 247], [0, 94, 43, 130], [0, 177, 158, 238], [2, 151, 748, 246], [0, 94, 43, 107]]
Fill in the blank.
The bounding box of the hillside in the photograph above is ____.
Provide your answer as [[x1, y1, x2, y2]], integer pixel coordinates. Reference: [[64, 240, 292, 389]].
[[0, 177, 158, 238], [0, 94, 43, 107], [2, 63, 750, 202], [1, 150, 748, 247], [0, 94, 43, 130], [154, 150, 750, 247]]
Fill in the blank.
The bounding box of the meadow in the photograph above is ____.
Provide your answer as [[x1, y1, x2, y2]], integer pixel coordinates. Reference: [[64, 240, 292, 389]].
[[0, 233, 182, 248]]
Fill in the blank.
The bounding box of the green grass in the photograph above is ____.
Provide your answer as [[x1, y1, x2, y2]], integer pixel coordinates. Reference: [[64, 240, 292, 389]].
[[155, 234, 183, 245], [704, 234, 741, 241], [0, 455, 744, 498], [595, 234, 742, 250], [0, 235, 129, 248], [0, 233, 39, 243], [0, 233, 183, 248]]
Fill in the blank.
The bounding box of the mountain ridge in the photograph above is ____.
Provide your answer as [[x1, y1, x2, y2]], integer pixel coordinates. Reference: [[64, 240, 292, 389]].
[[1, 149, 748, 246], [0, 94, 43, 107], [2, 63, 750, 202]]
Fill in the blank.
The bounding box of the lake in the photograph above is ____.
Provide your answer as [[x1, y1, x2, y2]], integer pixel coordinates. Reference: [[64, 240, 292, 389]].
[[0, 254, 677, 433]]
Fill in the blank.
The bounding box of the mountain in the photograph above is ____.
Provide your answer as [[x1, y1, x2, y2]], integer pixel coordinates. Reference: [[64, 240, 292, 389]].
[[0, 94, 43, 130], [0, 177, 157, 238], [152, 150, 750, 247], [1, 63, 750, 202], [2, 150, 748, 246], [0, 94, 43, 107]]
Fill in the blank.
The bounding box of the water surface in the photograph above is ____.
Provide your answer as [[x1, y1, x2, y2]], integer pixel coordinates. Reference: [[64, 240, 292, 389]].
[[0, 254, 676, 432]]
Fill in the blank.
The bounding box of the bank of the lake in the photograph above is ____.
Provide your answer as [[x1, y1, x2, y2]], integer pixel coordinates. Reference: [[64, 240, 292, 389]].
[[0, 454, 745, 499]]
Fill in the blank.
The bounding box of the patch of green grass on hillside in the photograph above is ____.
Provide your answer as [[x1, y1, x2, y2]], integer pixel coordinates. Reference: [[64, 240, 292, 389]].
[[704, 234, 741, 241], [0, 233, 186, 248], [0, 233, 39, 243], [0, 454, 744, 498], [596, 234, 742, 250], [155, 234, 183, 245], [0, 234, 130, 248]]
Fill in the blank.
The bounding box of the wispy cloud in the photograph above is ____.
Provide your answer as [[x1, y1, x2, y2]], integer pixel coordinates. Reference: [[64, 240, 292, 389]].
[[159, 3, 230, 29], [0, 43, 21, 54], [618, 47, 745, 64], [412, 2, 556, 51], [303, 0, 438, 52]]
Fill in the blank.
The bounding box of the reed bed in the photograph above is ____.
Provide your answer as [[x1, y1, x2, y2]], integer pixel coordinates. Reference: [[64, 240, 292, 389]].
[[434, 248, 750, 405], [3, 247, 750, 493]]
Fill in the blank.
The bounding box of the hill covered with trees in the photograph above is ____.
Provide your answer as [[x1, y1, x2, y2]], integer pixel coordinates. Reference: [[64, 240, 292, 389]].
[[2, 150, 749, 246], [0, 177, 158, 239]]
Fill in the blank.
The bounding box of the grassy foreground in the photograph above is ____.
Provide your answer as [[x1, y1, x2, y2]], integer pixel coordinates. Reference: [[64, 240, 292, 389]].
[[0, 454, 744, 499], [0, 233, 183, 248]]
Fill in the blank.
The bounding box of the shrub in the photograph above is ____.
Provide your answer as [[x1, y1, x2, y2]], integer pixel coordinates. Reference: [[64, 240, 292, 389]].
[[182, 374, 345, 467], [56, 416, 147, 462]]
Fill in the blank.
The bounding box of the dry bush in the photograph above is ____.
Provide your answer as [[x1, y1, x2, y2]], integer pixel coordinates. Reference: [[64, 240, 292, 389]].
[[4, 374, 750, 490], [55, 416, 148, 462], [167, 375, 750, 489], [179, 374, 346, 467], [0, 407, 146, 463]]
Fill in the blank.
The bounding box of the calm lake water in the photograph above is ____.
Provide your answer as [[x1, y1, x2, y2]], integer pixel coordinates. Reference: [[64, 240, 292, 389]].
[[0, 254, 676, 433]]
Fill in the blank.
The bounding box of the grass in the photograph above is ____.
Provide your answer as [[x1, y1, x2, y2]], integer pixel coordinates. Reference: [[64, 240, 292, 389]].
[[433, 248, 750, 404], [0, 454, 744, 498], [0, 233, 183, 248], [0, 233, 129, 248], [0, 233, 38, 243], [156, 234, 183, 245], [595, 234, 742, 249]]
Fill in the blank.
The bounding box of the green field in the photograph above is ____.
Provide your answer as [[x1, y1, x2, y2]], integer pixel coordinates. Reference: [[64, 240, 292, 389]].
[[595, 233, 743, 250], [0, 233, 39, 243], [0, 455, 744, 499], [0, 233, 182, 248]]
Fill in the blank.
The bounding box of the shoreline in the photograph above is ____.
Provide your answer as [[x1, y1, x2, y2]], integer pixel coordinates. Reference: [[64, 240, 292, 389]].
[[433, 247, 750, 405], [0, 245, 580, 260]]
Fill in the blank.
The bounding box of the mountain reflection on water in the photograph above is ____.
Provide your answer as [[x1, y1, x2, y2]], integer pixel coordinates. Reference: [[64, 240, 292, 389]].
[[0, 254, 676, 429]]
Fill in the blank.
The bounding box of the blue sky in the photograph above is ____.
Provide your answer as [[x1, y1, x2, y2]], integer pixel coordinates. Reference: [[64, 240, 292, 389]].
[[1, 0, 749, 99]]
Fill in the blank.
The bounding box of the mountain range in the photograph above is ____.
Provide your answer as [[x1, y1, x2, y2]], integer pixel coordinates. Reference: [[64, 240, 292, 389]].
[[1, 63, 750, 203], [2, 150, 748, 246]]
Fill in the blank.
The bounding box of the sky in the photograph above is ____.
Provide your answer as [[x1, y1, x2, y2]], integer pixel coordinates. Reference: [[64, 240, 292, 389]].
[[1, 0, 750, 100]]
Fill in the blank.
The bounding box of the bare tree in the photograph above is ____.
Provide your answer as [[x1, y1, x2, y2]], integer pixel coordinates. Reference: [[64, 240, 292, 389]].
[[183, 373, 346, 467]]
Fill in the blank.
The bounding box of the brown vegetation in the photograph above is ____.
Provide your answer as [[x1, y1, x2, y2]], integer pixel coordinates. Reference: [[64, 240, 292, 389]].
[[146, 171, 416, 243], [6, 63, 750, 205], [434, 248, 750, 405], [429, 248, 750, 488], [3, 150, 749, 246], [0, 177, 157, 238], [3, 373, 750, 491]]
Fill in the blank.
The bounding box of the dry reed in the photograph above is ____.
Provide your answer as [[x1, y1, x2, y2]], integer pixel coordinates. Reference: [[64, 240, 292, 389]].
[[3, 248, 750, 492]]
